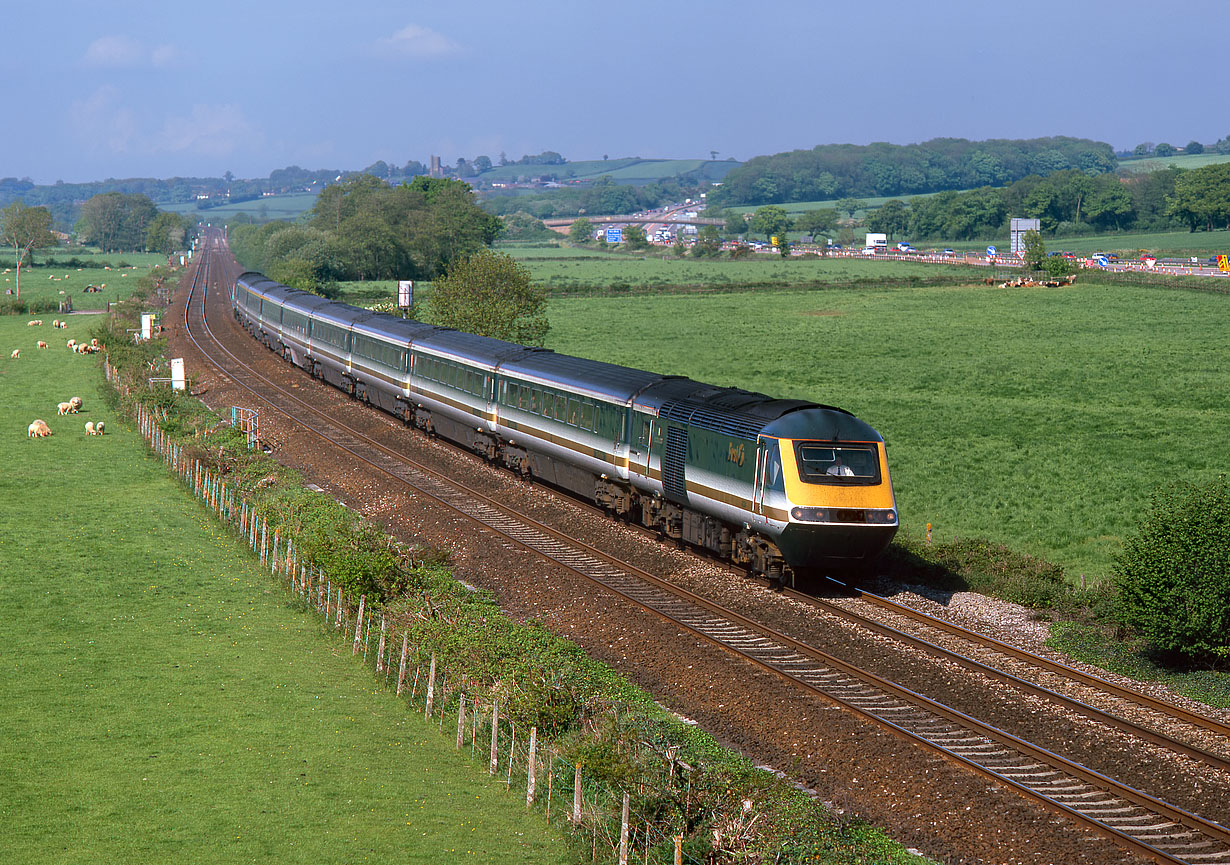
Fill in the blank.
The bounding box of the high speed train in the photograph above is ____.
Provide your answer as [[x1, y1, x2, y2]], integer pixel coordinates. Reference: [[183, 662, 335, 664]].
[[231, 271, 898, 585]]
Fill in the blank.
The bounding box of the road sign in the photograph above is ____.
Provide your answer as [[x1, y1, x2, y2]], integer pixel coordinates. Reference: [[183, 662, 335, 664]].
[[1219, 255, 1228, 273], [606, 227, 622, 244], [1096, 255, 1109, 267], [398, 280, 413, 308], [986, 245, 997, 257]]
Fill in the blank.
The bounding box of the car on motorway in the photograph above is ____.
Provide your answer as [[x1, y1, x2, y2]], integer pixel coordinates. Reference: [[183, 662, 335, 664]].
[[941, 248, 954, 255]]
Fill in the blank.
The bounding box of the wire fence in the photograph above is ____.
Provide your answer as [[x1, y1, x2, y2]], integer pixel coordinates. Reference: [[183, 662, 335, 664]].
[[128, 398, 724, 865]]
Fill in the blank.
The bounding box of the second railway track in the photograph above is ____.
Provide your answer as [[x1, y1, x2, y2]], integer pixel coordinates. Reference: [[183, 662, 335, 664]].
[[175, 238, 1230, 865]]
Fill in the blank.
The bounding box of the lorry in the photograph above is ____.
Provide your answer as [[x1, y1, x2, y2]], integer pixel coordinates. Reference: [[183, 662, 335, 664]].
[[864, 233, 887, 254]]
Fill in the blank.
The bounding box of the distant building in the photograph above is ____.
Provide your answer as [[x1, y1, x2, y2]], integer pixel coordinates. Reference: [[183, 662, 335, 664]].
[[429, 155, 442, 178]]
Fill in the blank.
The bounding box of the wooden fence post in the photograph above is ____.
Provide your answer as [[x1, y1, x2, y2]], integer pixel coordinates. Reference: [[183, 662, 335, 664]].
[[619, 792, 630, 865], [375, 615, 387, 673], [424, 655, 436, 720], [396, 633, 409, 696], [489, 700, 500, 775], [334, 587, 343, 629], [573, 763, 582, 825], [352, 595, 366, 654], [526, 726, 538, 807], [674, 835, 682, 865], [456, 694, 466, 748]]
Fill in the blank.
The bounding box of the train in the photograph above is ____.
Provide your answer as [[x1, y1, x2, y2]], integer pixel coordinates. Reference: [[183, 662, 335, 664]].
[[231, 271, 898, 585]]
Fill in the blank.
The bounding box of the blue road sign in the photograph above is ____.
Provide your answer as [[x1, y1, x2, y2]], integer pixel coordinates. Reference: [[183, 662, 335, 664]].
[[606, 227, 622, 244], [1096, 255, 1109, 267], [986, 245, 997, 257]]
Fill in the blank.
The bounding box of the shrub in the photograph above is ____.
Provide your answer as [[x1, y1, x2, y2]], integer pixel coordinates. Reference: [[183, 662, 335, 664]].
[[1113, 476, 1230, 663]]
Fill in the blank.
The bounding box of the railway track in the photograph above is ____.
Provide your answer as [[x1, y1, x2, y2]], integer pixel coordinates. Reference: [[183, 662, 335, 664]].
[[178, 239, 1230, 865]]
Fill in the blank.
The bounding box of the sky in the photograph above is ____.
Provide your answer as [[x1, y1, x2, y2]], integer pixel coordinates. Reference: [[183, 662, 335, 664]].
[[3, 0, 1224, 184]]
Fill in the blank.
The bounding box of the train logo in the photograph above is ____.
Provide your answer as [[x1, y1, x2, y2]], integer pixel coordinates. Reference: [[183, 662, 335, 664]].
[[727, 441, 746, 467]]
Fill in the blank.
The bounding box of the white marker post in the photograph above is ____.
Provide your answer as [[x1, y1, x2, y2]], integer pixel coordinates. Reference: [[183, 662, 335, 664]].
[[171, 358, 185, 391]]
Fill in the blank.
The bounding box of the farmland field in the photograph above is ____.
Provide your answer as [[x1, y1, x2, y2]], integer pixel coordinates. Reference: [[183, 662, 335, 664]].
[[0, 315, 567, 864], [1116, 152, 1230, 173], [161, 191, 320, 222], [2, 255, 165, 312], [544, 281, 1228, 581]]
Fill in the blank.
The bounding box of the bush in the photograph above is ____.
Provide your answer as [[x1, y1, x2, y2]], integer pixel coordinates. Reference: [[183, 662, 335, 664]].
[[1113, 476, 1230, 663]]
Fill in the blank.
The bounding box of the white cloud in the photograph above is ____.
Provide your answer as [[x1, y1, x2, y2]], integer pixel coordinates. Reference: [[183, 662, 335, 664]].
[[376, 24, 460, 59], [69, 85, 138, 153], [155, 104, 258, 157], [82, 35, 182, 69]]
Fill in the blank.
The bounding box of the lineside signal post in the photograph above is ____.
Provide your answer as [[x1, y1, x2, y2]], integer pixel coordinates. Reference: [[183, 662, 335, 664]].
[[398, 280, 413, 317]]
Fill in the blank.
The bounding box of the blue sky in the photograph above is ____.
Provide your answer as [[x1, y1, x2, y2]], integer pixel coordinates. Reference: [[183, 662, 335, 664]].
[[3, 0, 1222, 184]]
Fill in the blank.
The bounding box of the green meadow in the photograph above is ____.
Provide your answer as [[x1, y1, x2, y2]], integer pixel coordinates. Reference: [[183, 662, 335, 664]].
[[161, 191, 321, 223], [544, 281, 1228, 581], [2, 253, 166, 312], [0, 315, 567, 864]]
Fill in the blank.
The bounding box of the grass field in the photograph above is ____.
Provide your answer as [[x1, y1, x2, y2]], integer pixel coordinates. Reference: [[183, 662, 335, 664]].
[[0, 316, 568, 863], [544, 281, 1228, 581], [2, 253, 167, 312], [161, 191, 320, 223], [1117, 152, 1230, 173]]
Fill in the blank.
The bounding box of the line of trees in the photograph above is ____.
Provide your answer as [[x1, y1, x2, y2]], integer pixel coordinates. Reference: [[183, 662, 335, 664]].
[[227, 175, 502, 291], [709, 137, 1118, 208]]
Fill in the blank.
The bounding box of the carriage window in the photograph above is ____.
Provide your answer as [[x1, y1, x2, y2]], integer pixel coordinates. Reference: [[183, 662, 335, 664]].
[[581, 403, 594, 431], [529, 389, 540, 413], [567, 399, 580, 426], [795, 443, 880, 484], [555, 396, 567, 421], [543, 392, 555, 418]]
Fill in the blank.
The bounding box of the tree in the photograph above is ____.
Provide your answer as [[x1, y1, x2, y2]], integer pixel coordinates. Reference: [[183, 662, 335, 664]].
[[692, 225, 721, 257], [146, 211, 189, 255], [836, 197, 865, 219], [622, 224, 648, 250], [569, 218, 594, 245], [0, 201, 56, 300], [1133, 142, 1155, 157], [748, 205, 792, 242], [794, 208, 838, 241], [78, 192, 157, 251], [1021, 229, 1046, 271], [1167, 162, 1230, 231], [473, 155, 492, 172], [864, 199, 909, 240], [1154, 142, 1176, 158], [1186, 140, 1205, 155], [427, 250, 548, 345], [724, 210, 748, 238], [1113, 476, 1230, 663]]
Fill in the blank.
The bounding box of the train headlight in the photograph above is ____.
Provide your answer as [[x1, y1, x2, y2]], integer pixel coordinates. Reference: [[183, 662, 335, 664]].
[[865, 509, 897, 524], [790, 507, 829, 522]]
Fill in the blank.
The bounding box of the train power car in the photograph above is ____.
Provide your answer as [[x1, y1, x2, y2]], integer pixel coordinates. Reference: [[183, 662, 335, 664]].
[[232, 271, 898, 585]]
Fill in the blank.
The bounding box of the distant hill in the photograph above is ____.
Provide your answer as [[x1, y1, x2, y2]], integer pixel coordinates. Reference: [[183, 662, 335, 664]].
[[473, 158, 739, 186]]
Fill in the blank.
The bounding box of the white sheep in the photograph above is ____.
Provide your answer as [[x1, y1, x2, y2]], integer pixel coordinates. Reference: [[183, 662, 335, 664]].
[[52, 319, 60, 328], [27, 419, 52, 438], [90, 338, 99, 348], [85, 421, 96, 435], [68, 397, 82, 412], [10, 349, 19, 359], [66, 339, 77, 348], [36, 340, 48, 349], [57, 402, 72, 416], [94, 421, 105, 435], [27, 320, 38, 326]]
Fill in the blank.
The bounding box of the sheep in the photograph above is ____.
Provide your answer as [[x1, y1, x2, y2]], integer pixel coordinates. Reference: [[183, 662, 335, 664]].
[[85, 421, 96, 435], [95, 421, 105, 435], [10, 349, 19, 359], [27, 419, 52, 438], [90, 338, 100, 348], [52, 319, 60, 328], [66, 339, 77, 348], [57, 402, 72, 416], [36, 340, 48, 349], [27, 320, 37, 326], [68, 397, 82, 412]]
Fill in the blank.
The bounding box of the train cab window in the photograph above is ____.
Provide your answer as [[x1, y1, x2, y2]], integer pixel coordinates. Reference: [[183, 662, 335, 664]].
[[636, 417, 651, 448], [795, 443, 880, 485]]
